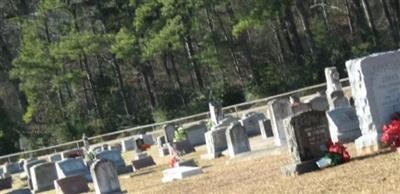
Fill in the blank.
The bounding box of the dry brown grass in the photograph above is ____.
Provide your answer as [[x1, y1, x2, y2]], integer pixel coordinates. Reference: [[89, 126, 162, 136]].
[[4, 139, 400, 194]]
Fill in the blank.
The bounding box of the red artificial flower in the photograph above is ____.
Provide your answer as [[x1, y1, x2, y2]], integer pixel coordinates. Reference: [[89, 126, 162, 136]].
[[169, 156, 177, 168], [381, 117, 400, 148], [326, 140, 351, 163], [140, 144, 151, 151]]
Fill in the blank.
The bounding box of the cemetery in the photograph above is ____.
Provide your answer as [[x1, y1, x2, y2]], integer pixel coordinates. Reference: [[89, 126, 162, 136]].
[[2, 51, 400, 194]]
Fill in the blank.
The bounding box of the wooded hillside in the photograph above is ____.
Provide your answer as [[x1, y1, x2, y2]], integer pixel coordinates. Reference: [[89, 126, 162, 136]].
[[0, 0, 398, 155]]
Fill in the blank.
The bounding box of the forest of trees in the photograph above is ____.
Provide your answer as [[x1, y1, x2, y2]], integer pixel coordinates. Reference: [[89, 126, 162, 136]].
[[0, 0, 399, 155]]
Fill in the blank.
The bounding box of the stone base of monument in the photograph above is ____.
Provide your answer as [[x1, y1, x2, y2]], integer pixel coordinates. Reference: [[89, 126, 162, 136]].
[[162, 166, 203, 183], [0, 176, 12, 190], [281, 159, 319, 176], [355, 133, 384, 155], [132, 156, 156, 172]]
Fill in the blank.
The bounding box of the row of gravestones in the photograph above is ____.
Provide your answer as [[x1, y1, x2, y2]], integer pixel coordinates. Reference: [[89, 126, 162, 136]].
[[21, 146, 157, 193], [280, 50, 400, 175], [28, 159, 124, 194]]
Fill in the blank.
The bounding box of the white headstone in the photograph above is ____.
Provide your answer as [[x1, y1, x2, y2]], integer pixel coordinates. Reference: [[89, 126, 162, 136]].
[[91, 159, 121, 194], [327, 107, 361, 143], [226, 122, 251, 158], [346, 50, 400, 153], [30, 162, 58, 192], [56, 158, 91, 181], [325, 67, 350, 110], [268, 98, 291, 146], [259, 119, 273, 139], [162, 166, 203, 183], [209, 101, 223, 126], [121, 138, 137, 152]]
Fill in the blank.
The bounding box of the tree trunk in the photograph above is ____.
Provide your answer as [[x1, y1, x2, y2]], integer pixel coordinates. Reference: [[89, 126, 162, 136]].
[[360, 0, 379, 45], [184, 34, 204, 90], [344, 0, 355, 35], [351, 0, 369, 41], [380, 0, 400, 46], [169, 53, 186, 106], [284, 9, 305, 66], [295, 0, 317, 59], [141, 65, 156, 109], [113, 57, 131, 115], [207, 5, 244, 86]]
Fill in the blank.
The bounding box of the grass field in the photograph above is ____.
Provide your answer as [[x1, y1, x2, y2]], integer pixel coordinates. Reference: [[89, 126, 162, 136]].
[[4, 137, 400, 194]]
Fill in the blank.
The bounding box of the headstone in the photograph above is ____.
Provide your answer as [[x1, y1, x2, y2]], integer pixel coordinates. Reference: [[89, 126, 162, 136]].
[[54, 175, 89, 194], [91, 160, 122, 194], [164, 124, 176, 144], [226, 122, 251, 158], [30, 162, 58, 192], [327, 107, 361, 143], [24, 160, 46, 179], [304, 92, 329, 111], [268, 98, 291, 146], [4, 162, 23, 174], [121, 138, 136, 152], [109, 143, 122, 152], [203, 117, 238, 159], [281, 111, 330, 176], [131, 156, 156, 172], [82, 133, 90, 152], [209, 101, 224, 126], [159, 145, 170, 157], [239, 112, 267, 136], [49, 153, 62, 162], [259, 119, 273, 139], [135, 152, 148, 160], [140, 134, 155, 145], [185, 122, 208, 146], [172, 139, 195, 156], [0, 176, 12, 190], [174, 159, 198, 167], [61, 148, 84, 160], [346, 50, 400, 153], [325, 67, 350, 110], [157, 136, 166, 147], [95, 150, 127, 174], [162, 166, 203, 183], [56, 158, 91, 181]]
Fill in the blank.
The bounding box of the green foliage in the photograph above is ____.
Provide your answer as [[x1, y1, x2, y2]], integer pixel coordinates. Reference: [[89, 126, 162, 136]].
[[174, 127, 187, 142]]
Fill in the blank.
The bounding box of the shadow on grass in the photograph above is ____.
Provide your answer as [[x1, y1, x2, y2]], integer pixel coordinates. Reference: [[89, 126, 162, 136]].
[[201, 165, 212, 169], [130, 169, 156, 177], [351, 148, 394, 161]]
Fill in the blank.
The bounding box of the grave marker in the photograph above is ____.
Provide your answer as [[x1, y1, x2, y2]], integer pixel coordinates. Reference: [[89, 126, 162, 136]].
[[327, 107, 361, 143], [346, 50, 400, 153], [282, 110, 330, 175], [91, 160, 122, 194], [226, 122, 251, 158], [268, 98, 291, 146], [56, 158, 91, 181], [30, 162, 58, 192], [54, 175, 89, 194]]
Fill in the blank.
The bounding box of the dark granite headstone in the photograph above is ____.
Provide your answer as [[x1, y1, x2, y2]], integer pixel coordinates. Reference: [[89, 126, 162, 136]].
[[282, 110, 330, 176], [54, 175, 89, 194], [0, 176, 12, 190], [173, 139, 195, 156], [131, 156, 156, 171]]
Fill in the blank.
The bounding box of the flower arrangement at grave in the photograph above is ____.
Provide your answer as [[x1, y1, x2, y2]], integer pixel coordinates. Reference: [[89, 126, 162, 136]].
[[316, 140, 350, 168], [140, 143, 151, 151], [380, 113, 400, 149], [174, 127, 187, 142]]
